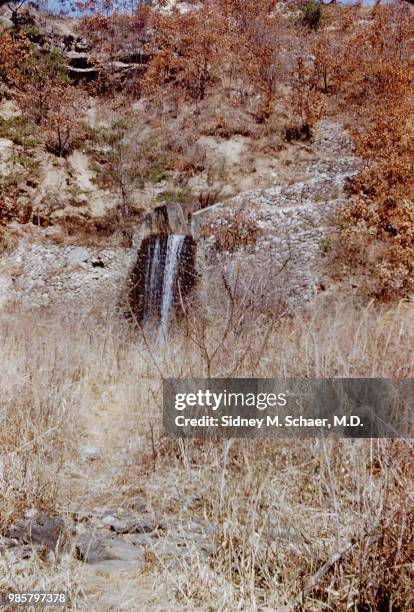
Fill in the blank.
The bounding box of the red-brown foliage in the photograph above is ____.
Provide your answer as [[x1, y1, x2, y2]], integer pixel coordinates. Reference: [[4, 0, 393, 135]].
[[0, 31, 28, 89], [335, 5, 414, 299]]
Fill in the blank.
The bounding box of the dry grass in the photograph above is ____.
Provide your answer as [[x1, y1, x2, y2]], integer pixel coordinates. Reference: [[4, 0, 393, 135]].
[[1, 3, 413, 609], [0, 299, 413, 609], [0, 313, 80, 531]]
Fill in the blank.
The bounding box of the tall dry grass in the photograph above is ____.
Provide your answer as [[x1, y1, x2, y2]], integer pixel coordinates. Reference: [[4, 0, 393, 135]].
[[0, 298, 413, 609]]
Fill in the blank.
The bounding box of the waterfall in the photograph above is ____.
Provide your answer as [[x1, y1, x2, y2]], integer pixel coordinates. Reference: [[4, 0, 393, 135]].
[[129, 233, 195, 334], [159, 235, 185, 333]]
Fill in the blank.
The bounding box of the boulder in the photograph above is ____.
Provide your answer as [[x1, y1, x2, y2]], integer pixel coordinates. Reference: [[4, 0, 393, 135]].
[[0, 16, 13, 29], [75, 532, 145, 568], [102, 514, 159, 534], [66, 51, 91, 69], [67, 66, 99, 81], [144, 202, 189, 234], [6, 513, 66, 553]]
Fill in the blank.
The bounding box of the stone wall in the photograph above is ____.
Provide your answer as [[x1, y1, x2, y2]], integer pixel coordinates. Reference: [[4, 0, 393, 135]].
[[191, 122, 360, 313], [0, 242, 135, 312]]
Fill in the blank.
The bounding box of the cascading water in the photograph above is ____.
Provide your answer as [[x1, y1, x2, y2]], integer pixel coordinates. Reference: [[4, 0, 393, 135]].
[[159, 235, 185, 334], [128, 233, 196, 335]]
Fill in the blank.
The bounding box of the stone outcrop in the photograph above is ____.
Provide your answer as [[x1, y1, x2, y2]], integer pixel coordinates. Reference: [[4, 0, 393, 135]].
[[142, 202, 189, 235], [66, 50, 99, 80], [13, 10, 151, 83]]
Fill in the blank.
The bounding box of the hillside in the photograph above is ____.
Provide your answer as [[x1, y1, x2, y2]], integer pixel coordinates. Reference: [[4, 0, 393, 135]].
[[0, 1, 413, 610]]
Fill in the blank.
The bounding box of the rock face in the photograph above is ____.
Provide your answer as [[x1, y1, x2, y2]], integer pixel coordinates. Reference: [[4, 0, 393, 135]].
[[68, 66, 100, 81], [128, 233, 196, 328], [143, 202, 189, 235], [192, 121, 360, 312], [0, 16, 13, 29]]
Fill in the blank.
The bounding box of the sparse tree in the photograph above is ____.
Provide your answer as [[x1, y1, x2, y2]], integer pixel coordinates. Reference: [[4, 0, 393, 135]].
[[0, 30, 28, 89]]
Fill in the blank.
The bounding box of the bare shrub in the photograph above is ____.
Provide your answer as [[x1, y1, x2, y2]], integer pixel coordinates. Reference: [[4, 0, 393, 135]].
[[198, 203, 264, 254], [174, 142, 207, 175], [196, 187, 223, 210], [19, 51, 87, 157], [287, 55, 326, 141], [199, 108, 261, 139]]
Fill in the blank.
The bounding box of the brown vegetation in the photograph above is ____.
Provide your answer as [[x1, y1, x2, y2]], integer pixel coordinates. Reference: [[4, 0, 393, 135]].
[[329, 5, 414, 300], [0, 30, 28, 88], [199, 203, 264, 253], [75, 2, 414, 300], [0, 299, 413, 609], [1, 3, 414, 607]]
